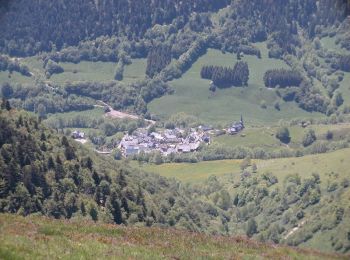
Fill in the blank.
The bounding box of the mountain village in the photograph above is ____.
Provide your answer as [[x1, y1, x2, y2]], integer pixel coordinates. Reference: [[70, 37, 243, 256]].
[[72, 117, 245, 157]]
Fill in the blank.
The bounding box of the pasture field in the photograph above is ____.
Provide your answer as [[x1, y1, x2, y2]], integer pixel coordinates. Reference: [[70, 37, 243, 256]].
[[139, 148, 350, 185], [50, 58, 147, 84], [320, 36, 350, 55], [211, 123, 350, 151], [46, 107, 105, 121], [0, 71, 34, 85], [50, 61, 117, 84], [148, 44, 324, 125], [135, 159, 242, 183], [1, 56, 147, 86], [0, 214, 341, 260]]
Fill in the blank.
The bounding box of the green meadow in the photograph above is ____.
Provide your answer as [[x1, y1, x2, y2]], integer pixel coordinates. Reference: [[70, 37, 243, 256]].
[[50, 58, 147, 84], [149, 44, 324, 125], [0, 71, 34, 85], [213, 123, 350, 150], [135, 159, 242, 183], [139, 148, 350, 184], [0, 214, 344, 260]]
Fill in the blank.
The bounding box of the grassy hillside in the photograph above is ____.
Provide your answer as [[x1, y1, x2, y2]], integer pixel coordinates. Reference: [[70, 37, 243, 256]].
[[213, 123, 350, 150], [0, 214, 346, 260], [134, 159, 242, 183], [138, 148, 350, 254], [50, 59, 147, 85], [139, 148, 350, 184], [0, 56, 147, 87], [148, 45, 324, 125]]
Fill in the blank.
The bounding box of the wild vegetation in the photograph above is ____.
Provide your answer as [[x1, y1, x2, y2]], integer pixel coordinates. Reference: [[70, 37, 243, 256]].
[[1, 214, 346, 260], [1, 0, 350, 257]]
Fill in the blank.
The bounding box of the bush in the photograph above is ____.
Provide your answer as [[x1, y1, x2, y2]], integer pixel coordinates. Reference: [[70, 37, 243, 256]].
[[276, 127, 290, 144], [302, 129, 316, 147]]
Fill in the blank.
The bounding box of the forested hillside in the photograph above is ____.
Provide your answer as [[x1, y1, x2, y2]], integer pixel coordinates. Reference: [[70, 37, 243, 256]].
[[0, 0, 229, 56], [0, 102, 210, 228], [1, 0, 350, 257], [1, 103, 350, 253]]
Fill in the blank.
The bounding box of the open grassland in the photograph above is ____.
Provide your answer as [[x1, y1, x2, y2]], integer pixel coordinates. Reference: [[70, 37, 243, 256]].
[[50, 58, 147, 85], [149, 44, 323, 125], [51, 61, 117, 83], [0, 214, 346, 260], [140, 148, 350, 184], [135, 159, 242, 183], [0, 71, 34, 85], [1, 56, 147, 86], [256, 148, 350, 187], [46, 107, 105, 121], [213, 123, 350, 150], [321, 36, 350, 55]]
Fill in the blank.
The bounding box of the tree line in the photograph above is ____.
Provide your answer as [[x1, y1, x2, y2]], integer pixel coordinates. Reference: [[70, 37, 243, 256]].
[[0, 55, 31, 76], [146, 45, 171, 78], [200, 61, 249, 88], [339, 55, 350, 72], [264, 69, 303, 88]]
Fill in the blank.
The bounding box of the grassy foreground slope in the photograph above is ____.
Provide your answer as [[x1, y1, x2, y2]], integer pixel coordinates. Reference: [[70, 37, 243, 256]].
[[0, 214, 346, 260]]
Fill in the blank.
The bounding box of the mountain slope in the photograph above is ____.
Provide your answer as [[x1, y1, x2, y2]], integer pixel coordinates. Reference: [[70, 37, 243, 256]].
[[0, 214, 347, 260]]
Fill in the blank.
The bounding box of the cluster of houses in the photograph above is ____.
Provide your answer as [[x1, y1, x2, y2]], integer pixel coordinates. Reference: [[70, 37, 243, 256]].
[[118, 127, 211, 157], [71, 130, 85, 139], [227, 115, 245, 135], [71, 116, 245, 158]]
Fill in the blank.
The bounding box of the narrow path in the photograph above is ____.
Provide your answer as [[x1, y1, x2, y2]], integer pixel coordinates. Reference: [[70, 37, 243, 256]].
[[284, 220, 307, 240], [96, 100, 156, 125]]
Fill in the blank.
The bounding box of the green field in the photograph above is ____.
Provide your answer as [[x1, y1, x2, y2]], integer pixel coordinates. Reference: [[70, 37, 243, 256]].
[[320, 36, 350, 55], [46, 107, 105, 121], [212, 123, 350, 150], [0, 71, 34, 85], [0, 56, 147, 86], [50, 59, 147, 84], [149, 44, 323, 125], [139, 148, 350, 184], [135, 159, 242, 183], [0, 214, 344, 260]]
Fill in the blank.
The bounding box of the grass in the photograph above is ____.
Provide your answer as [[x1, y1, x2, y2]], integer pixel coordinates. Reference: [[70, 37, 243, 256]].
[[135, 159, 242, 183], [46, 107, 105, 121], [50, 59, 147, 84], [50, 61, 117, 84], [149, 44, 323, 126], [139, 148, 350, 184], [320, 36, 350, 55], [0, 214, 345, 260], [1, 56, 147, 87], [0, 71, 34, 85], [209, 123, 350, 153]]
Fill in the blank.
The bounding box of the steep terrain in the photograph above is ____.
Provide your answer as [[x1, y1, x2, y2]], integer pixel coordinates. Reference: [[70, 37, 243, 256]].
[[0, 214, 347, 260], [1, 0, 350, 258]]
